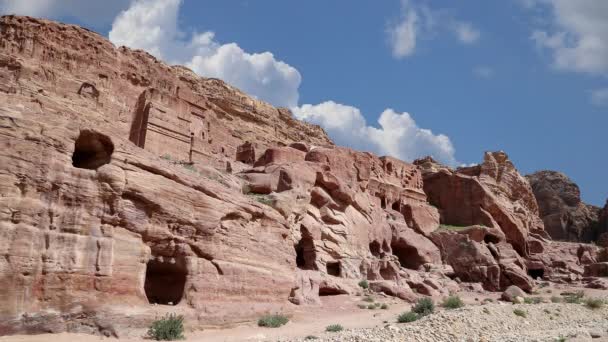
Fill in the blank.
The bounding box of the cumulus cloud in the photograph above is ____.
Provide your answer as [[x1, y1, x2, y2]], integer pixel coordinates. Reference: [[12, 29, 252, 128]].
[[292, 101, 456, 165], [0, 0, 129, 26], [387, 1, 481, 58], [591, 88, 608, 107], [109, 0, 301, 108], [527, 0, 608, 75]]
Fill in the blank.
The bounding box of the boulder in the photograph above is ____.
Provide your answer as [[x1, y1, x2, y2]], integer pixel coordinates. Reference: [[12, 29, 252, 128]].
[[501, 285, 526, 302]]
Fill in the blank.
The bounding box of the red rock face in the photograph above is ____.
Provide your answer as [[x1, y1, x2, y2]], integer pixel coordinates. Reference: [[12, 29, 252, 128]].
[[0, 15, 331, 334], [417, 152, 544, 257], [0, 15, 449, 335], [0, 15, 604, 337], [527, 170, 601, 242], [416, 152, 546, 291]]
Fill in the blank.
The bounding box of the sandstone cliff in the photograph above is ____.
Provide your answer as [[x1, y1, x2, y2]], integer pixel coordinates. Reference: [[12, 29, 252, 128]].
[[527, 170, 601, 242], [0, 15, 606, 337]]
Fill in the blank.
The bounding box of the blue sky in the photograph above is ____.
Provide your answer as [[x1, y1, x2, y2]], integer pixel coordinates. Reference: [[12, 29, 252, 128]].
[[1, 0, 606, 205]]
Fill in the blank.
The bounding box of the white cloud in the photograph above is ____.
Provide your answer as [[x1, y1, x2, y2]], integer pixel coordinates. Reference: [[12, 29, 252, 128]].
[[591, 88, 608, 107], [0, 0, 129, 26], [453, 22, 480, 44], [473, 66, 495, 79], [527, 0, 608, 75], [292, 101, 456, 165], [109, 0, 301, 108], [387, 3, 419, 58], [387, 1, 481, 59]]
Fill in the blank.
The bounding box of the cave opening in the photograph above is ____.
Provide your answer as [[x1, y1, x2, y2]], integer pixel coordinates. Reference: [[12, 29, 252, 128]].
[[326, 261, 341, 277], [391, 241, 424, 270], [144, 257, 187, 305], [295, 229, 317, 270], [391, 201, 400, 211], [380, 197, 386, 209], [72, 130, 114, 170], [527, 268, 545, 280], [318, 287, 346, 296], [484, 234, 501, 244], [369, 241, 382, 258]]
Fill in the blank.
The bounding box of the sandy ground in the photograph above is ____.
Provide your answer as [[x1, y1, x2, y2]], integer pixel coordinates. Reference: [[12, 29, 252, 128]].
[[0, 286, 605, 342]]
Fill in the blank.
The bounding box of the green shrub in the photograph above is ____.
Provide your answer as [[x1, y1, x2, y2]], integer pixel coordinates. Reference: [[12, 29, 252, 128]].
[[357, 304, 367, 309], [367, 304, 376, 310], [524, 297, 543, 304], [147, 313, 185, 341], [412, 297, 434, 317], [585, 297, 605, 310], [550, 296, 562, 303], [257, 314, 289, 328], [482, 307, 490, 315], [513, 309, 527, 318], [325, 324, 344, 332], [304, 336, 318, 340], [397, 311, 418, 323], [362, 296, 374, 303], [358, 280, 369, 289], [441, 295, 464, 309], [380, 303, 389, 310]]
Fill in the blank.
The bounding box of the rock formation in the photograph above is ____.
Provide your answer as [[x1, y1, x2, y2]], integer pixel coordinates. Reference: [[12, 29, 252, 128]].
[[415, 152, 547, 291], [0, 15, 606, 337], [527, 170, 601, 242]]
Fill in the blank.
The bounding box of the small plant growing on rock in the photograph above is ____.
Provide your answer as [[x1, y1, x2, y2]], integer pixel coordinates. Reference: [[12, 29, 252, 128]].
[[305, 336, 319, 340], [257, 314, 289, 328], [441, 295, 464, 309], [380, 303, 389, 310], [584, 297, 605, 310], [147, 313, 185, 341], [358, 304, 367, 309], [358, 280, 369, 289], [513, 309, 527, 318], [397, 311, 418, 323], [325, 324, 344, 332], [412, 297, 435, 317], [367, 304, 376, 310], [363, 296, 374, 303]]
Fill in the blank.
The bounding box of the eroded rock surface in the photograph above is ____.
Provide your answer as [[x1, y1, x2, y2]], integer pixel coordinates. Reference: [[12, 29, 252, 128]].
[[527, 170, 601, 242], [0, 15, 606, 338]]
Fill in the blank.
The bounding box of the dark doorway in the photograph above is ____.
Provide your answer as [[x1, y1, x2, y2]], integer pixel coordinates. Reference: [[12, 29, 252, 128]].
[[391, 201, 400, 211], [527, 268, 545, 280], [295, 229, 317, 270], [72, 130, 114, 170], [369, 241, 382, 258], [391, 241, 425, 270], [144, 257, 187, 305], [326, 261, 341, 277]]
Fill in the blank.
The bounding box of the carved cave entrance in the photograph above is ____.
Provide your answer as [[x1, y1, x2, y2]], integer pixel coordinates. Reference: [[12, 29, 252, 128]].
[[72, 130, 114, 170], [527, 268, 545, 280], [326, 261, 341, 277], [391, 241, 424, 270], [295, 228, 317, 270], [144, 257, 187, 305]]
